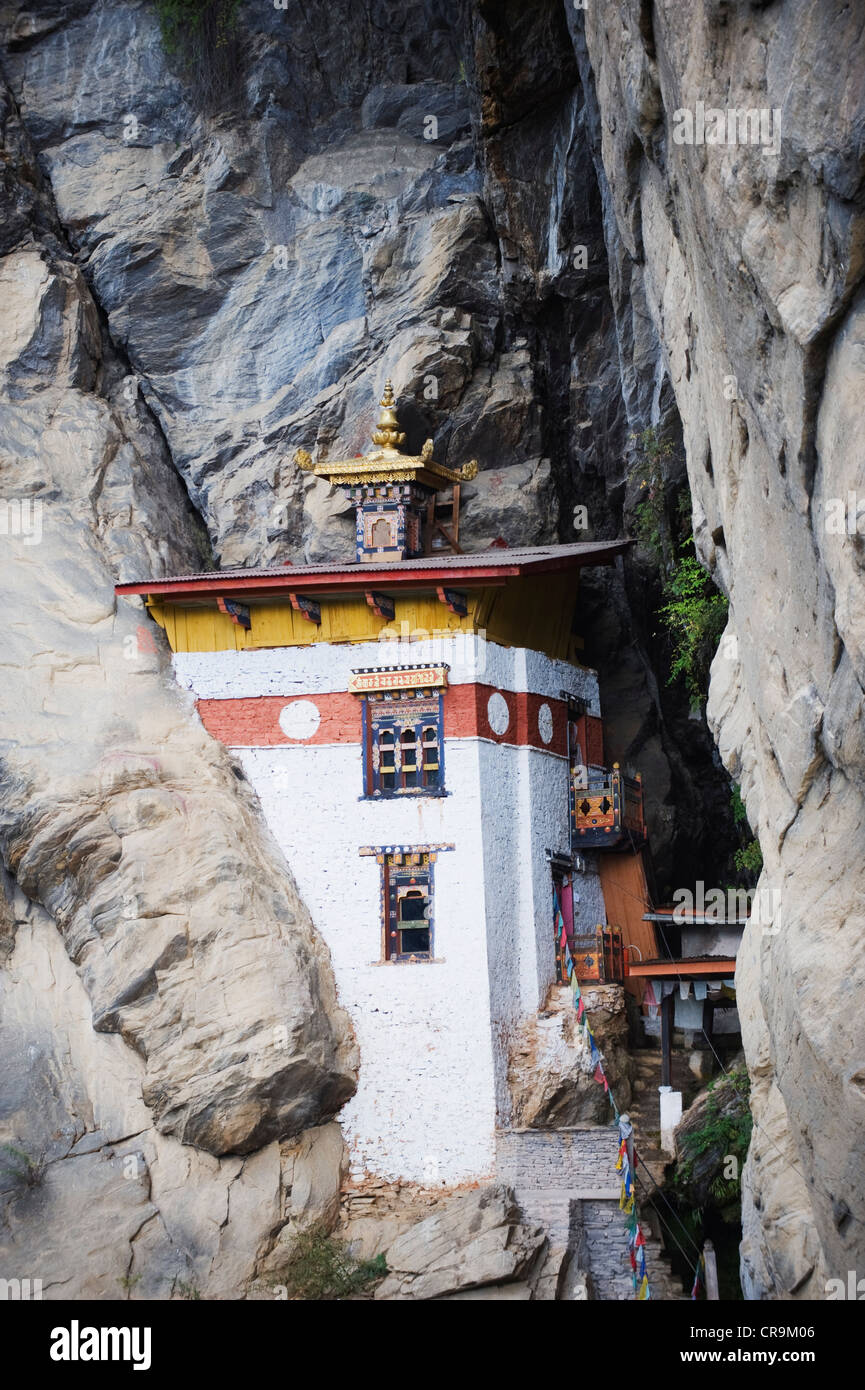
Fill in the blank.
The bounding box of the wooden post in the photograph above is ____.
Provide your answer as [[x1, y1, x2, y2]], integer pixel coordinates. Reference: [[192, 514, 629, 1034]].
[[424, 485, 462, 555], [702, 997, 715, 1057], [424, 494, 435, 555], [703, 1240, 720, 1301], [661, 990, 674, 1088]]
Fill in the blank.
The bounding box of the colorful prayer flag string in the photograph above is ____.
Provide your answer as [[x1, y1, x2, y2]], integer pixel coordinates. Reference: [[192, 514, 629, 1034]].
[[553, 886, 651, 1300]]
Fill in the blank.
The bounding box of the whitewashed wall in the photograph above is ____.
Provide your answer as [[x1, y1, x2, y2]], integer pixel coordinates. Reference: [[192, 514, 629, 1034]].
[[174, 635, 604, 1183], [240, 739, 498, 1184], [173, 633, 601, 710]]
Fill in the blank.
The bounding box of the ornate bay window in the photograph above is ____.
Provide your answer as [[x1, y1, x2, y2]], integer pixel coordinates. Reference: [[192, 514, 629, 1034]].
[[351, 665, 448, 798], [567, 709, 646, 850]]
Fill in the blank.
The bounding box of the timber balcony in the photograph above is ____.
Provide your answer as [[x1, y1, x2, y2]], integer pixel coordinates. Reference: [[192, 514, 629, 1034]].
[[571, 764, 646, 850]]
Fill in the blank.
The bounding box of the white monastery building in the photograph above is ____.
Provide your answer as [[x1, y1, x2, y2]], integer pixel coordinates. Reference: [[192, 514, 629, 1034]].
[[117, 382, 647, 1185]]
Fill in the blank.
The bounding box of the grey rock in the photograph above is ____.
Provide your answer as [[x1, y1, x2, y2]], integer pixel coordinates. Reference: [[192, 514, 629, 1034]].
[[374, 1185, 545, 1300], [575, 0, 865, 1294], [0, 80, 357, 1162]]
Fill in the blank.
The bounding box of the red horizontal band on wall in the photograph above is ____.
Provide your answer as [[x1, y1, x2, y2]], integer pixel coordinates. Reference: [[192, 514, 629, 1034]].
[[444, 685, 568, 755], [197, 693, 361, 746], [196, 687, 569, 754]]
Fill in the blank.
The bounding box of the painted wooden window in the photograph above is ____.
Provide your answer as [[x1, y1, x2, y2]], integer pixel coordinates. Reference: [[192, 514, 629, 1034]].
[[363, 689, 445, 797], [378, 729, 396, 790], [385, 851, 433, 961]]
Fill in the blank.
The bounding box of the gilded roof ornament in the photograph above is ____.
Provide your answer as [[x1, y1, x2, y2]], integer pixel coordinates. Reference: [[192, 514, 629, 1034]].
[[294, 380, 479, 489], [371, 380, 406, 451]]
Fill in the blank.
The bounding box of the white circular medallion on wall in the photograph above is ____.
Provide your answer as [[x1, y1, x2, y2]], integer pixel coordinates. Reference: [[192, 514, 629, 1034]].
[[486, 691, 510, 736], [537, 702, 554, 746], [278, 699, 321, 741]]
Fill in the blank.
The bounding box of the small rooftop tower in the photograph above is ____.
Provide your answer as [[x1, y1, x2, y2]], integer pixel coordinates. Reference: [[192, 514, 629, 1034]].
[[294, 380, 477, 563]]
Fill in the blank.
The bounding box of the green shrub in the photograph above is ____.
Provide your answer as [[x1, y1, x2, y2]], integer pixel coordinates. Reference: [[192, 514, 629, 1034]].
[[734, 839, 763, 877], [629, 428, 677, 572], [675, 1067, 752, 1207], [629, 428, 728, 708], [730, 783, 747, 826], [153, 0, 243, 109], [657, 549, 729, 710], [172, 1278, 201, 1300], [0, 1143, 45, 1189], [280, 1226, 387, 1301]]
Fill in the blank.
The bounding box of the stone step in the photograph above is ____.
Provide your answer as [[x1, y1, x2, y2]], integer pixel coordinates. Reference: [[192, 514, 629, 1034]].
[[498, 1128, 689, 1300]]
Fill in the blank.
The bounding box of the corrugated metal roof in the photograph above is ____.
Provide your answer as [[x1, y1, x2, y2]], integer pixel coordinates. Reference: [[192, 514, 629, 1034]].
[[644, 910, 750, 925], [116, 539, 630, 592]]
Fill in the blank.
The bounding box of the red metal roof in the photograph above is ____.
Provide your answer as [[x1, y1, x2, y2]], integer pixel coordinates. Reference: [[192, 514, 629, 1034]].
[[115, 540, 630, 603]]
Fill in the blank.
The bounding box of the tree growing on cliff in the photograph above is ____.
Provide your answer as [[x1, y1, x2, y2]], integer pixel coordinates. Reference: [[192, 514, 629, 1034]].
[[658, 550, 729, 711], [630, 428, 729, 710]]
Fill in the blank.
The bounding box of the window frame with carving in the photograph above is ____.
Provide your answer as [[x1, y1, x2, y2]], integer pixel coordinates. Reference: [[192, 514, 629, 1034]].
[[385, 850, 434, 962], [360, 843, 453, 964], [361, 688, 446, 799]]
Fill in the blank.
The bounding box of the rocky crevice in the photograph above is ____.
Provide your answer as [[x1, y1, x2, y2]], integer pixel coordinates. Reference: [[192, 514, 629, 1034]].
[[574, 0, 865, 1295]]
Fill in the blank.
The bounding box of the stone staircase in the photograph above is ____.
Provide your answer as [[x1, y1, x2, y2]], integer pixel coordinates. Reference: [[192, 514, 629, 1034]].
[[638, 1210, 691, 1300], [625, 1047, 700, 1299], [496, 1126, 689, 1300], [628, 1050, 677, 1187]]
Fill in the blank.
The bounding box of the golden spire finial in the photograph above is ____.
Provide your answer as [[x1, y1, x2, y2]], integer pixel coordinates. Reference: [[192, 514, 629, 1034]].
[[371, 378, 406, 451]]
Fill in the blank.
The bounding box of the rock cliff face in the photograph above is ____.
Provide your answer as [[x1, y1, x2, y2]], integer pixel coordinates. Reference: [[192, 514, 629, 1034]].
[[508, 984, 632, 1127], [1, 0, 862, 1298], [0, 51, 356, 1295], [574, 0, 865, 1296], [0, 0, 734, 886]]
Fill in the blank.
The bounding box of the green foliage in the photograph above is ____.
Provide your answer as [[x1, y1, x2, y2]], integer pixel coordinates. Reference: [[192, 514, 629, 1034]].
[[0, 1143, 46, 1189], [657, 549, 729, 710], [728, 783, 762, 884], [730, 783, 747, 826], [629, 428, 677, 572], [153, 0, 243, 108], [155, 0, 240, 53], [280, 1226, 387, 1301], [629, 428, 728, 707], [734, 838, 763, 877], [172, 1278, 202, 1300], [675, 1067, 752, 1205]]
